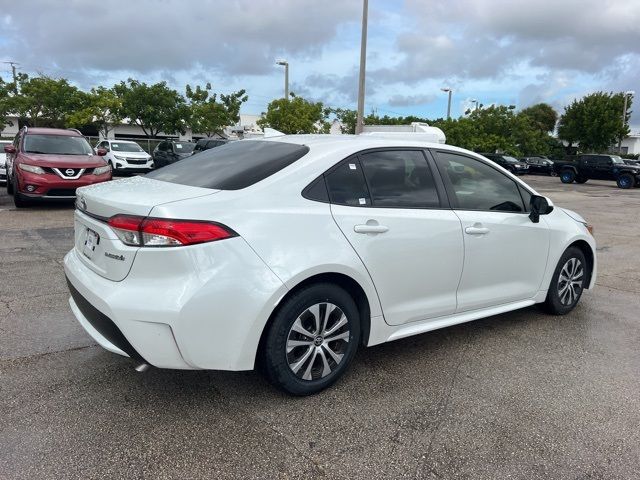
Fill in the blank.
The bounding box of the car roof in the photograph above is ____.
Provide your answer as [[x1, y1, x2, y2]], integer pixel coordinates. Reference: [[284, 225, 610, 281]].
[[108, 139, 138, 144], [25, 127, 82, 137]]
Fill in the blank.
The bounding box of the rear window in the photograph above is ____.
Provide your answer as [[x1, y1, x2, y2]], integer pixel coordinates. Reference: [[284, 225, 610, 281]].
[[146, 140, 309, 190]]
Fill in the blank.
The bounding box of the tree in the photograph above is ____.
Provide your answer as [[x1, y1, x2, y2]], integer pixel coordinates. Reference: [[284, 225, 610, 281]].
[[115, 79, 189, 137], [0, 76, 11, 130], [520, 103, 558, 133], [258, 95, 330, 134], [68, 86, 124, 138], [10, 74, 83, 127], [558, 92, 632, 152], [185, 83, 248, 137]]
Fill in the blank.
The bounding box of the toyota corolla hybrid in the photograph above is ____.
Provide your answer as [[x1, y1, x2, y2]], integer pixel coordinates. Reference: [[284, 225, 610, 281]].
[[5, 127, 112, 207], [64, 135, 596, 395]]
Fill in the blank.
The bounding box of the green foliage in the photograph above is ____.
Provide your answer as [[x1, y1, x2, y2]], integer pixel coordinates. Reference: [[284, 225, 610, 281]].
[[9, 74, 83, 127], [68, 86, 124, 138], [258, 95, 331, 134], [114, 79, 189, 137], [520, 103, 558, 133], [558, 92, 632, 152], [185, 83, 248, 137], [0, 76, 11, 128]]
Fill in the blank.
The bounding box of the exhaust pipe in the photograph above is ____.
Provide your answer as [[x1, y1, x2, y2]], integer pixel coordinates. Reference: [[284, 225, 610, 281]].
[[134, 362, 150, 373]]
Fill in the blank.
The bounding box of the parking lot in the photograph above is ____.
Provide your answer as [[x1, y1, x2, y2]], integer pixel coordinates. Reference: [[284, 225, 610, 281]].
[[1, 175, 639, 479]]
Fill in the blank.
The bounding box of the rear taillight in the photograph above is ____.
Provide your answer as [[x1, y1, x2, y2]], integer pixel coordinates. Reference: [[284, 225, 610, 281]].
[[107, 215, 236, 247]]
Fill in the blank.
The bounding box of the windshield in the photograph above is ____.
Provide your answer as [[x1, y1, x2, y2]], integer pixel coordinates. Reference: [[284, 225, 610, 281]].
[[173, 142, 195, 154], [147, 140, 309, 190], [503, 156, 520, 164], [111, 142, 144, 153], [24, 134, 93, 155], [610, 156, 624, 164]]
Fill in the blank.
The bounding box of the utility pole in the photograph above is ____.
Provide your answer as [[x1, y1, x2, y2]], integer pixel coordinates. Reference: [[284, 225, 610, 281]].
[[441, 88, 452, 119], [355, 0, 369, 134], [3, 61, 19, 92], [276, 60, 289, 100]]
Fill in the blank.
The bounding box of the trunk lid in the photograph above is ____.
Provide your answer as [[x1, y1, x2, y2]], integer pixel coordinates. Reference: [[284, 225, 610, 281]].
[[74, 176, 219, 281]]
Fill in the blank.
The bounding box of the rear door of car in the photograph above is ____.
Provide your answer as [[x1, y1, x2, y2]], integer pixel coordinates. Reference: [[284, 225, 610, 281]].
[[328, 148, 464, 326], [432, 150, 550, 312]]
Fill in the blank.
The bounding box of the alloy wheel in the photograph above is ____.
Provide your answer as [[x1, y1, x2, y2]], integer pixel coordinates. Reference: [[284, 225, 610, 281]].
[[286, 302, 350, 381], [557, 257, 584, 306]]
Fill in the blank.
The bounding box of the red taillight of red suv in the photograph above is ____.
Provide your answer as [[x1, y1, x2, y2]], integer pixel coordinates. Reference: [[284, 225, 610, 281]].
[[107, 215, 237, 247]]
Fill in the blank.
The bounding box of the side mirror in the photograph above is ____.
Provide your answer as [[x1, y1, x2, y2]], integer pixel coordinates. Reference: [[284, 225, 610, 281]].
[[96, 148, 107, 156], [529, 195, 554, 223], [4, 145, 16, 154]]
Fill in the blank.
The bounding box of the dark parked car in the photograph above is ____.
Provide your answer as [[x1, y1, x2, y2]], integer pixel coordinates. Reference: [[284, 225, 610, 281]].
[[192, 138, 231, 154], [623, 158, 640, 166], [554, 154, 640, 189], [481, 153, 529, 175], [523, 156, 556, 176], [152, 140, 195, 168]]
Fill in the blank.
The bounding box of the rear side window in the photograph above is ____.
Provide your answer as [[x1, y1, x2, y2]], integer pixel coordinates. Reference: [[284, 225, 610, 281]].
[[359, 150, 440, 208], [325, 159, 370, 207], [146, 140, 309, 190]]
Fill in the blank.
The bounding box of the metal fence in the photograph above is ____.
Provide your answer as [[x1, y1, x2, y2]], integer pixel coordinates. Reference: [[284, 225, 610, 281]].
[[86, 136, 165, 154]]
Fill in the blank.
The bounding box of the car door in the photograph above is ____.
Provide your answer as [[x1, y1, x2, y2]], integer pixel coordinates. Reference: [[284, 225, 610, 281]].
[[328, 149, 464, 326], [595, 157, 614, 179], [433, 150, 550, 312]]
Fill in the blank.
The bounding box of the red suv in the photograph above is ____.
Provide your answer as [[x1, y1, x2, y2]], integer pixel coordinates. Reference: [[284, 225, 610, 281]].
[[4, 127, 112, 207]]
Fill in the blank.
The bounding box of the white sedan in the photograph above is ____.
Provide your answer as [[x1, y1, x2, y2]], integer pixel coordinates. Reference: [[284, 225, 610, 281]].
[[64, 135, 596, 395], [0, 139, 11, 184]]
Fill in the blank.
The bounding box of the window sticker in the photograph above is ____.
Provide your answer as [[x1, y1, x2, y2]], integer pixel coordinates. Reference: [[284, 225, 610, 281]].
[[349, 163, 356, 170], [358, 198, 366, 205], [176, 144, 183, 149], [112, 144, 119, 147]]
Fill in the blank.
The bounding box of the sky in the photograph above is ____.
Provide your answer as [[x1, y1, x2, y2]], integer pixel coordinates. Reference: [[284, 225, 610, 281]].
[[1, 0, 639, 129]]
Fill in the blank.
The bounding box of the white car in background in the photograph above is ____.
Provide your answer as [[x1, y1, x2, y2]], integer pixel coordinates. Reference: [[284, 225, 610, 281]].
[[0, 139, 11, 184], [65, 135, 596, 395], [94, 139, 153, 174]]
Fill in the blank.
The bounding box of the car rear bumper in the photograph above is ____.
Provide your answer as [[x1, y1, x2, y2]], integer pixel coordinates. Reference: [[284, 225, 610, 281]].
[[63, 236, 288, 371]]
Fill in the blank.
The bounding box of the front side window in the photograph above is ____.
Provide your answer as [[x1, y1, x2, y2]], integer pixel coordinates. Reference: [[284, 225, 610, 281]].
[[359, 150, 440, 208], [23, 134, 93, 155], [435, 152, 525, 212], [325, 159, 370, 207]]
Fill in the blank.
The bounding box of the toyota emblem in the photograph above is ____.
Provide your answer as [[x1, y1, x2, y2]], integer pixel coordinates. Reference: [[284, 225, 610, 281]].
[[65, 168, 75, 176]]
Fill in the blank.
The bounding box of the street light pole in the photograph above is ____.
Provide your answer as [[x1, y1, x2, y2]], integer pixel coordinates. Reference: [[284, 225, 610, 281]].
[[355, 0, 369, 135], [441, 88, 452, 119], [276, 60, 289, 100], [618, 90, 634, 153]]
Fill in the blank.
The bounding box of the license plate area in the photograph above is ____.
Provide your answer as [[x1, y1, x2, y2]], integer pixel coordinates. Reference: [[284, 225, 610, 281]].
[[83, 228, 100, 259]]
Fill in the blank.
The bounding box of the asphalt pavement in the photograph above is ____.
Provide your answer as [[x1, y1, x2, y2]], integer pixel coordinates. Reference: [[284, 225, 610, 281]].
[[1, 175, 639, 479]]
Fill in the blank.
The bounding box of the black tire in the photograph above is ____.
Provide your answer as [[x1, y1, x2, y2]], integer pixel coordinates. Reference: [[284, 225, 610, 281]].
[[575, 176, 588, 184], [560, 170, 576, 183], [542, 247, 588, 315], [13, 184, 31, 208], [261, 283, 360, 396], [616, 173, 634, 189], [6, 175, 13, 195]]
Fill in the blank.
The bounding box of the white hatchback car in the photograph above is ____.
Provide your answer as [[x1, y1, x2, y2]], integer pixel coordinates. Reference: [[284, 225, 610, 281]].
[[64, 136, 596, 395], [94, 139, 153, 174]]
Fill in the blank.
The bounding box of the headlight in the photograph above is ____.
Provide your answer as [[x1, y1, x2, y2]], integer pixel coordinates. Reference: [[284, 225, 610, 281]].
[[19, 163, 45, 174], [113, 155, 125, 160], [93, 165, 111, 175]]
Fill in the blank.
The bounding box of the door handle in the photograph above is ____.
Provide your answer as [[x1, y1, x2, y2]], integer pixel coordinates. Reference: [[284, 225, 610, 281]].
[[465, 226, 490, 235], [354, 224, 389, 234]]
